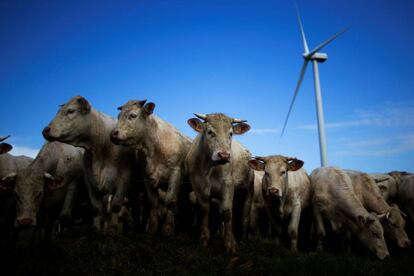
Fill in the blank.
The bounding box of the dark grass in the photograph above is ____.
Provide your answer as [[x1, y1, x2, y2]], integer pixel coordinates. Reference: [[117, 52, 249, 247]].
[[1, 226, 414, 276]]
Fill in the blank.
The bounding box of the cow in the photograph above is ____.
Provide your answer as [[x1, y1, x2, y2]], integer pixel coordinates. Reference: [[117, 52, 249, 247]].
[[110, 100, 192, 236], [0, 135, 33, 188], [185, 113, 253, 253], [248, 155, 310, 251], [377, 171, 414, 224], [42, 96, 141, 231], [0, 135, 33, 245], [310, 167, 389, 260], [370, 173, 398, 203], [1, 141, 84, 240], [345, 170, 410, 248]]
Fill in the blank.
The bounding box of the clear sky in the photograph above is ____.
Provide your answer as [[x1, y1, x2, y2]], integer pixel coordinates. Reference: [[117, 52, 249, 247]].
[[1, 0, 414, 173]]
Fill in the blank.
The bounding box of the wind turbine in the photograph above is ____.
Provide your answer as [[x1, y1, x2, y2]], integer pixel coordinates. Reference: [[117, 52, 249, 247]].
[[280, 4, 350, 167]]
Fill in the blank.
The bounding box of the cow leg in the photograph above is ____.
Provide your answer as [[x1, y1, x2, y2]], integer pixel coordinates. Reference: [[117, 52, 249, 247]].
[[241, 186, 253, 240], [165, 167, 182, 208], [288, 203, 301, 252], [224, 217, 237, 254], [59, 178, 79, 225], [111, 174, 130, 213], [162, 168, 182, 236], [199, 199, 210, 248], [144, 181, 161, 234], [221, 180, 237, 253], [312, 205, 325, 251], [249, 204, 259, 236], [84, 177, 104, 231]]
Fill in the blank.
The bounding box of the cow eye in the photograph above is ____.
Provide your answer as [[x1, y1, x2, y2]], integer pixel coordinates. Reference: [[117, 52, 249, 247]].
[[67, 109, 75, 115], [229, 132, 233, 138], [281, 170, 286, 176], [129, 113, 137, 119], [371, 231, 380, 238], [208, 130, 216, 137]]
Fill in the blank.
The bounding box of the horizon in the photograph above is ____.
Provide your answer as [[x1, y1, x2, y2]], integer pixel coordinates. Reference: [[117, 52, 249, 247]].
[[1, 0, 414, 173]]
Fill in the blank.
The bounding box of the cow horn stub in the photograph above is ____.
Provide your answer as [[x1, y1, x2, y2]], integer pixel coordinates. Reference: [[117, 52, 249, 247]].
[[254, 156, 266, 162], [0, 135, 10, 142], [44, 173, 55, 181], [374, 177, 389, 184], [285, 156, 297, 162], [2, 172, 16, 182], [194, 113, 207, 121], [232, 118, 247, 124]]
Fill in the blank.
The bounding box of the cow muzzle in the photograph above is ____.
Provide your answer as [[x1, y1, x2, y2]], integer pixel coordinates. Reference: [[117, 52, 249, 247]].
[[398, 239, 411, 248], [214, 151, 231, 164], [42, 126, 54, 141], [16, 218, 35, 227], [268, 187, 281, 198], [110, 130, 123, 145]]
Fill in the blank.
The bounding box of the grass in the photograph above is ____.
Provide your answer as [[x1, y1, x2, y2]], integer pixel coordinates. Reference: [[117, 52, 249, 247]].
[[1, 226, 414, 276]]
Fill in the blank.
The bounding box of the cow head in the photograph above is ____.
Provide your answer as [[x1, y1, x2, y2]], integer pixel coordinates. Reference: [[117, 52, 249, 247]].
[[379, 204, 410, 248], [388, 171, 411, 184], [248, 155, 303, 200], [0, 135, 12, 155], [188, 113, 250, 165], [110, 100, 149, 146], [42, 96, 92, 146], [4, 170, 65, 228], [372, 175, 397, 202], [355, 212, 389, 260]]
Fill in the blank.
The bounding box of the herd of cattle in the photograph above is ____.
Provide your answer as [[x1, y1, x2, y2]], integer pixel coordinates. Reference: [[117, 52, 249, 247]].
[[1, 95, 414, 261]]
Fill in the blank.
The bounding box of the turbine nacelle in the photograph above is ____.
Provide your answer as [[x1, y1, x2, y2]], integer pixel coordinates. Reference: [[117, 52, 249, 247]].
[[303, 52, 328, 63]]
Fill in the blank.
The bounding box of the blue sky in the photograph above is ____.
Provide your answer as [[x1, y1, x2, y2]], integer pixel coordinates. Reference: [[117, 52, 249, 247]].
[[1, 0, 414, 173]]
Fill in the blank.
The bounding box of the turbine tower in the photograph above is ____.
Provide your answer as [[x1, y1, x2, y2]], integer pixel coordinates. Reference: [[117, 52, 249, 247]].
[[281, 4, 349, 167]]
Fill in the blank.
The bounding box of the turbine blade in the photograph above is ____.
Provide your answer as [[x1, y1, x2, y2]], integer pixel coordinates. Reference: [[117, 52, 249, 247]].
[[306, 26, 351, 58], [281, 60, 309, 137], [295, 2, 309, 53]]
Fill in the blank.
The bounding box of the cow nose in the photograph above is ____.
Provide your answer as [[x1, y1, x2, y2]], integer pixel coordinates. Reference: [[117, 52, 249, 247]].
[[268, 187, 280, 197], [110, 130, 121, 143], [404, 240, 411, 247], [18, 218, 34, 227], [217, 151, 231, 161], [42, 127, 50, 135]]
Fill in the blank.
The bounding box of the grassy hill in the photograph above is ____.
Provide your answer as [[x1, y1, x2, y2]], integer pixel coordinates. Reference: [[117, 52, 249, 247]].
[[2, 225, 414, 275]]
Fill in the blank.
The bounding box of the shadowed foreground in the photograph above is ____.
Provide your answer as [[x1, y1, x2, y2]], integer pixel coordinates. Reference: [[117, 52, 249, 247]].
[[2, 226, 414, 276]]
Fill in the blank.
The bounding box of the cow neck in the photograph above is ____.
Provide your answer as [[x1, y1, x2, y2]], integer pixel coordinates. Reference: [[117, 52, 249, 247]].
[[0, 154, 12, 176], [360, 175, 390, 214], [85, 109, 113, 156], [30, 144, 58, 174], [139, 116, 162, 158], [197, 134, 216, 173]]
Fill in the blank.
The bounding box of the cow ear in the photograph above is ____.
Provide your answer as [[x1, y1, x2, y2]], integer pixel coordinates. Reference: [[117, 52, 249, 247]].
[[0, 172, 17, 192], [77, 97, 91, 114], [143, 102, 155, 116], [378, 184, 387, 193], [0, 143, 12, 154], [248, 159, 265, 171], [44, 173, 65, 191], [355, 215, 366, 226], [287, 159, 304, 171], [187, 118, 204, 133], [378, 213, 389, 222], [233, 123, 250, 135], [366, 213, 377, 224]]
